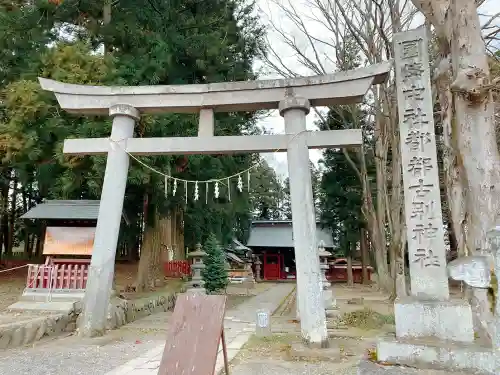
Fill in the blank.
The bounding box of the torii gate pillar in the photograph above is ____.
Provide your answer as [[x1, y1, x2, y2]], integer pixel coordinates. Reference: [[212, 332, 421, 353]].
[[79, 104, 139, 337], [280, 96, 328, 346]]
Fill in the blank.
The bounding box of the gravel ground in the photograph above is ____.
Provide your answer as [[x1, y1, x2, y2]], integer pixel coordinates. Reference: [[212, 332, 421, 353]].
[[0, 333, 166, 375], [231, 358, 358, 375], [0, 283, 284, 375]]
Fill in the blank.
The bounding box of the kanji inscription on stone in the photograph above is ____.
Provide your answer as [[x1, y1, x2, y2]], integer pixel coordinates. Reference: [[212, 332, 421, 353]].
[[403, 108, 429, 129], [410, 199, 436, 221], [394, 28, 449, 300], [405, 130, 431, 152], [414, 248, 441, 268], [407, 156, 432, 177]]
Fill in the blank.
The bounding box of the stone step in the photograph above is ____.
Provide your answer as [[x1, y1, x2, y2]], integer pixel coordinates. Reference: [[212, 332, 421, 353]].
[[8, 301, 79, 314], [377, 337, 497, 375], [0, 313, 74, 350], [357, 360, 475, 375]]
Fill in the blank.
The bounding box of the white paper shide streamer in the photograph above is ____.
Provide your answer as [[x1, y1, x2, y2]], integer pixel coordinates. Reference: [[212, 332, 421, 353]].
[[194, 182, 199, 201], [237, 175, 243, 192], [163, 171, 250, 204]]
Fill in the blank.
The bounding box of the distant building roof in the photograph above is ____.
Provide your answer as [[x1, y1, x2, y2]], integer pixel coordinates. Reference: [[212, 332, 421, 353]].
[[20, 200, 129, 223], [231, 238, 250, 252], [226, 252, 245, 264], [247, 220, 335, 248]]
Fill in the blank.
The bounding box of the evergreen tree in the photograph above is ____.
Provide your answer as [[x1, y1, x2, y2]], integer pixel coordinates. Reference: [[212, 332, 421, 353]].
[[202, 233, 228, 294], [281, 161, 321, 220], [0, 0, 267, 288], [281, 177, 292, 220], [250, 160, 284, 220]]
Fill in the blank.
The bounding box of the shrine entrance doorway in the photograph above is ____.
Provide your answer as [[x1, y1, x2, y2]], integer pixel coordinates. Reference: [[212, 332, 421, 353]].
[[263, 253, 283, 280]]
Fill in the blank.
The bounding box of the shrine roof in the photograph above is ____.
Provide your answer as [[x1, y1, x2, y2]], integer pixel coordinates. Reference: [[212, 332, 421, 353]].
[[247, 220, 334, 248], [21, 200, 101, 220], [226, 252, 245, 264], [231, 238, 250, 251]]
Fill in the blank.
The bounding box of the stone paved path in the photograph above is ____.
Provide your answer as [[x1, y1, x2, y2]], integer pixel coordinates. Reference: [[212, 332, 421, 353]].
[[105, 283, 295, 375], [0, 283, 293, 375]]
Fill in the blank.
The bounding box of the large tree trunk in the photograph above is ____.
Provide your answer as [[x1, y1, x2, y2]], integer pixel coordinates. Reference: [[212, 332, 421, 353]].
[[450, 0, 500, 255], [135, 214, 168, 292], [35, 223, 46, 257], [360, 228, 369, 284], [0, 176, 10, 256], [450, 0, 498, 341], [7, 174, 17, 256], [177, 209, 184, 259], [346, 247, 354, 287]]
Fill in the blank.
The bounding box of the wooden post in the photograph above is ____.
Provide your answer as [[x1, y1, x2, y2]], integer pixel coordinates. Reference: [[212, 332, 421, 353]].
[[220, 329, 230, 374]]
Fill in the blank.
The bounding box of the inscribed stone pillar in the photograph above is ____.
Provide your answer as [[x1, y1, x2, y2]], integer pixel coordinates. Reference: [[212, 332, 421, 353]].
[[388, 28, 474, 344], [279, 96, 328, 347], [394, 29, 449, 301], [78, 104, 138, 337]]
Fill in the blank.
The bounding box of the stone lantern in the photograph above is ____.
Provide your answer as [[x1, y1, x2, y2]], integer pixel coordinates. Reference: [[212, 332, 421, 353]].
[[254, 256, 262, 282], [317, 240, 336, 311], [186, 243, 207, 294], [244, 250, 255, 283]]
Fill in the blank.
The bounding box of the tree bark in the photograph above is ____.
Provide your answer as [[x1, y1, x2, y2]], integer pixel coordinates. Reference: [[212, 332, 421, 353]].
[[347, 247, 354, 287], [135, 214, 167, 292], [450, 0, 500, 254], [7, 174, 17, 256], [360, 228, 369, 284], [35, 223, 46, 257], [102, 0, 112, 55]]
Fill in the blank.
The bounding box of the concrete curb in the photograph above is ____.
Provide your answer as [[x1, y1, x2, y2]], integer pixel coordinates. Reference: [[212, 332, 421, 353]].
[[272, 286, 296, 316]]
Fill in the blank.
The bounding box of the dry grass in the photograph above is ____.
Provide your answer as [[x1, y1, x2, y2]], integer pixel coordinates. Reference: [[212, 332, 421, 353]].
[[338, 308, 395, 330], [239, 334, 300, 360]]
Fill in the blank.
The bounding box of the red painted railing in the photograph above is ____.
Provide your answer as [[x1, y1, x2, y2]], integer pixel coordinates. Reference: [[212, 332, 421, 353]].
[[26, 262, 90, 290], [326, 265, 373, 283], [163, 260, 191, 278]]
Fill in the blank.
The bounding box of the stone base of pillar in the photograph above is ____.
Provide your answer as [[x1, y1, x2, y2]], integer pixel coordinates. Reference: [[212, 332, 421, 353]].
[[376, 338, 498, 374], [322, 289, 336, 309], [375, 296, 484, 373], [393, 297, 474, 343]]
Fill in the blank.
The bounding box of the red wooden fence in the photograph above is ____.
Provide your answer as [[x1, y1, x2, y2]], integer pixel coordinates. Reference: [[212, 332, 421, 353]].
[[26, 263, 90, 290], [163, 260, 191, 278]]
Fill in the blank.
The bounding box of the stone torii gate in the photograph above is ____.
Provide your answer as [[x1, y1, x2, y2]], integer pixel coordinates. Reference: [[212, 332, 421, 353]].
[[39, 61, 390, 346]]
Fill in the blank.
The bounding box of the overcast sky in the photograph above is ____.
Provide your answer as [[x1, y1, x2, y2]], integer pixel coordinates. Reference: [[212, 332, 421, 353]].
[[255, 0, 499, 180]]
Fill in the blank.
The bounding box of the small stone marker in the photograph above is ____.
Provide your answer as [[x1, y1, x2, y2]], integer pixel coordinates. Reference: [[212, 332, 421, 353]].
[[255, 309, 271, 337]]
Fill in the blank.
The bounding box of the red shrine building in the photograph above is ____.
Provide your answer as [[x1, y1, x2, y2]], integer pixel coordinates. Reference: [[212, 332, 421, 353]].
[[247, 220, 335, 281]]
